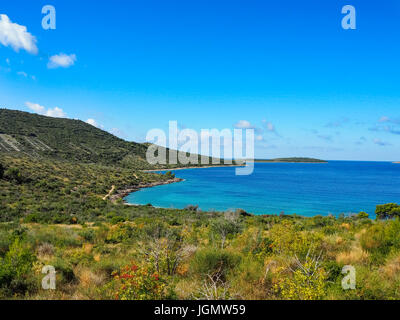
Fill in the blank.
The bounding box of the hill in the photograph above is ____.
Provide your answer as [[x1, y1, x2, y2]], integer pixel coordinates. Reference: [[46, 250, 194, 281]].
[[0, 108, 217, 169]]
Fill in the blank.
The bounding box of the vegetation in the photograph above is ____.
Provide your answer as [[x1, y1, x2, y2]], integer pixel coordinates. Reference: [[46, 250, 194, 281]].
[[375, 203, 400, 220], [0, 109, 219, 170], [1, 108, 399, 300], [0, 202, 399, 300]]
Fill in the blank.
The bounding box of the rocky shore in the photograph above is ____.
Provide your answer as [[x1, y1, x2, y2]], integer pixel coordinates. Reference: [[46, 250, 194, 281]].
[[110, 177, 184, 202]]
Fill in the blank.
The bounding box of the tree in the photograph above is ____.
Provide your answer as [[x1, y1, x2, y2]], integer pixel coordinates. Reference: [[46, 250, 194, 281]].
[[358, 211, 369, 219], [375, 203, 400, 220], [0, 163, 4, 179]]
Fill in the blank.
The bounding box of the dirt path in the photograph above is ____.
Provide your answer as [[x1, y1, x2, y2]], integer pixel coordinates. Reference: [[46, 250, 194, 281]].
[[102, 185, 115, 200]]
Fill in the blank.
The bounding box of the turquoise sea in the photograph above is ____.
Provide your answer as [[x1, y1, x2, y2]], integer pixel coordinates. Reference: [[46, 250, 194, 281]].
[[125, 161, 400, 218]]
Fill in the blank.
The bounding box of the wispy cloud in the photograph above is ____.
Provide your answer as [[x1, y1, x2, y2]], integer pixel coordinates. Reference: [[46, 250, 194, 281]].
[[325, 117, 349, 128], [0, 14, 38, 54], [379, 116, 400, 124], [109, 128, 126, 138], [373, 138, 391, 146], [85, 118, 104, 129], [355, 136, 366, 145], [25, 101, 66, 118], [317, 134, 333, 142], [17, 71, 27, 77], [261, 119, 280, 136], [17, 70, 35, 80], [47, 53, 77, 69], [369, 116, 400, 135], [234, 120, 255, 129], [369, 125, 400, 135]]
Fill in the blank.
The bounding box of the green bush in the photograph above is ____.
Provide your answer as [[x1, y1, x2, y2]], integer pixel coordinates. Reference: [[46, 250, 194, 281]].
[[52, 258, 76, 284], [190, 248, 240, 280], [358, 211, 369, 219], [376, 203, 400, 220], [0, 238, 36, 296], [360, 224, 392, 263]]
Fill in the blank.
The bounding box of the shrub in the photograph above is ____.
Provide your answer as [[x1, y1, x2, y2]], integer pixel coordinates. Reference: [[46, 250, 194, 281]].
[[0, 238, 36, 295], [185, 204, 199, 212], [210, 215, 242, 248], [358, 211, 369, 219], [164, 171, 175, 179], [52, 258, 76, 284], [110, 216, 126, 225], [275, 255, 327, 300], [37, 243, 54, 256], [112, 264, 168, 300], [269, 221, 324, 258], [360, 223, 392, 263], [4, 168, 25, 184], [105, 224, 135, 243], [190, 248, 240, 281], [79, 228, 96, 242], [376, 203, 400, 220]]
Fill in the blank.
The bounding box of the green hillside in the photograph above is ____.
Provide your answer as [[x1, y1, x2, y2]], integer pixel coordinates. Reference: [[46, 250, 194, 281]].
[[0, 108, 218, 169], [0, 108, 151, 168]]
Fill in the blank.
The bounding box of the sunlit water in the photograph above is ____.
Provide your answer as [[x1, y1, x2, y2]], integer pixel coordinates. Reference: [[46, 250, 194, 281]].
[[125, 161, 400, 218]]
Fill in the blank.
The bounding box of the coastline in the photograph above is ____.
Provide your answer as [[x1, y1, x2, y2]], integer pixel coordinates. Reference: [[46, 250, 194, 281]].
[[110, 177, 184, 202], [143, 164, 245, 172], [254, 161, 327, 164], [142, 161, 326, 172]]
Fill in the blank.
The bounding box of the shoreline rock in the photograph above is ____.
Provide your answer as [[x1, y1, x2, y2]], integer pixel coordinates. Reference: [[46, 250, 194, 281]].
[[110, 177, 184, 202]]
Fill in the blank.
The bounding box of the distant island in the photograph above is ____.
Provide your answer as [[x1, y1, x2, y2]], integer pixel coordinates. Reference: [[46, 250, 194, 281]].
[[254, 157, 327, 163]]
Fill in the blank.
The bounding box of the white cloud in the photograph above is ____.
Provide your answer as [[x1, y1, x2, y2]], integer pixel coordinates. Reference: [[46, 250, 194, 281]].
[[255, 135, 264, 141], [25, 101, 66, 118], [234, 120, 255, 129], [109, 128, 126, 138], [47, 53, 76, 69], [85, 118, 103, 129], [25, 102, 45, 113], [46, 107, 66, 117], [262, 119, 276, 132], [0, 14, 38, 54], [17, 70, 35, 80], [5, 58, 10, 65]]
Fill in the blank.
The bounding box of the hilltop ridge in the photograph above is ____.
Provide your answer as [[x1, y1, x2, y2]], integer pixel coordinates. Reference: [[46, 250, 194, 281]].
[[0, 108, 217, 169]]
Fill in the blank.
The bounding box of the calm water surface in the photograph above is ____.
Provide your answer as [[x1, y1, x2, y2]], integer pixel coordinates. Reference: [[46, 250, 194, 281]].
[[125, 161, 400, 218]]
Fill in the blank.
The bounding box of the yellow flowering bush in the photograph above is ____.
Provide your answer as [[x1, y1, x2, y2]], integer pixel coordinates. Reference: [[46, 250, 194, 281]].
[[275, 257, 327, 300]]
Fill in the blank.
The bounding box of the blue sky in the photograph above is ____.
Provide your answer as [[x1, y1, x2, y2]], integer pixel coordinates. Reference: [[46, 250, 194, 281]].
[[0, 0, 399, 160]]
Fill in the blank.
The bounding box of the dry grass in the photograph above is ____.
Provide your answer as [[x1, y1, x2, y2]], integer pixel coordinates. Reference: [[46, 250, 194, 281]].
[[336, 244, 369, 265], [175, 279, 202, 299], [75, 266, 106, 288], [37, 242, 54, 259], [380, 254, 400, 279]]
